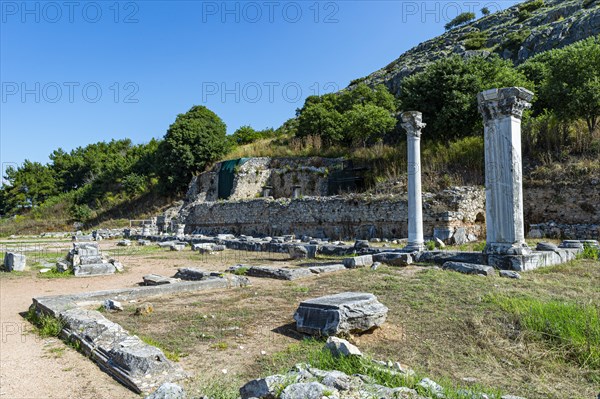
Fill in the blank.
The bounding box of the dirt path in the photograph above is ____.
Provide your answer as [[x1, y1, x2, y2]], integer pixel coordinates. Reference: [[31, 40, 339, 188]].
[[0, 242, 191, 399]]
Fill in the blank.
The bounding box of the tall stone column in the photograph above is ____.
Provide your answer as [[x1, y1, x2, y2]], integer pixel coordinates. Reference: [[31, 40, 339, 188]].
[[401, 111, 425, 251], [477, 87, 533, 255]]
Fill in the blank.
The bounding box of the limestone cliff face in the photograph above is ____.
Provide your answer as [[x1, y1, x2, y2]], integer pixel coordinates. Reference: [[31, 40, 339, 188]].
[[350, 0, 600, 96]]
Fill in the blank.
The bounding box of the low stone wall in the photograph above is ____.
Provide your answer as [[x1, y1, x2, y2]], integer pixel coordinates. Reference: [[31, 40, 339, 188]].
[[524, 183, 600, 239], [181, 187, 486, 240]]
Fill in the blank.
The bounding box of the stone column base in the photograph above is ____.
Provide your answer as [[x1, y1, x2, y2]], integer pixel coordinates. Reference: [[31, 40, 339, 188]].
[[404, 242, 425, 252], [484, 242, 531, 256]]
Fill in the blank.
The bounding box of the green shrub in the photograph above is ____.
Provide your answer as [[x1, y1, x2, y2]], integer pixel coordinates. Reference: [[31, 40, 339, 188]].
[[233, 266, 249, 276], [445, 12, 476, 30], [464, 31, 489, 50], [519, 0, 545, 12], [69, 203, 93, 223], [25, 308, 64, 337], [502, 29, 531, 54], [425, 240, 436, 251], [579, 244, 599, 260], [518, 10, 532, 22]]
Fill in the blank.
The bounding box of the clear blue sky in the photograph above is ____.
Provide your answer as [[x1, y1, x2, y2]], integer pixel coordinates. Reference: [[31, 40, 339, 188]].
[[0, 0, 520, 170]]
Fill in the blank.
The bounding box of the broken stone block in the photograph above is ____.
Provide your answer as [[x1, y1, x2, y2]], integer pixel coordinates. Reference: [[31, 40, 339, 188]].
[[536, 242, 558, 251], [145, 383, 186, 399], [373, 252, 412, 266], [3, 252, 26, 272], [450, 227, 468, 245], [434, 238, 445, 249], [170, 244, 186, 251], [434, 227, 454, 243], [559, 240, 584, 249], [111, 260, 124, 272], [288, 245, 309, 260], [418, 378, 444, 398], [308, 264, 346, 274], [80, 255, 104, 265], [294, 292, 388, 336], [142, 274, 179, 286], [174, 268, 222, 281], [239, 375, 287, 399], [246, 266, 313, 280], [499, 270, 521, 279], [325, 336, 362, 357], [74, 242, 100, 256], [108, 335, 175, 378], [343, 255, 373, 269], [104, 299, 123, 311], [192, 243, 216, 253], [354, 240, 370, 250], [280, 382, 329, 399], [442, 261, 495, 277], [117, 240, 132, 247], [56, 261, 69, 273], [73, 263, 117, 277]]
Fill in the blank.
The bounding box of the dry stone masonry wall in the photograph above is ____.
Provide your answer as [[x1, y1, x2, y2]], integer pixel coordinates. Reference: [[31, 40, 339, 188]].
[[180, 187, 485, 240]]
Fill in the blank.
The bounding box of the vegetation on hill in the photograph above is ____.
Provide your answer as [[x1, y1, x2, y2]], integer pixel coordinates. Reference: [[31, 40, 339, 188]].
[[0, 32, 598, 235]]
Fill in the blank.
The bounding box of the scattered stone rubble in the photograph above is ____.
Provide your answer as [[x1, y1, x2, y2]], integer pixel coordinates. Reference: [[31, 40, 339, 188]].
[[58, 242, 123, 277]]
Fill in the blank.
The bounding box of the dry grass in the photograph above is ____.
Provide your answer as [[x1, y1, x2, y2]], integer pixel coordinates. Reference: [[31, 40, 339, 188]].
[[104, 249, 599, 399]]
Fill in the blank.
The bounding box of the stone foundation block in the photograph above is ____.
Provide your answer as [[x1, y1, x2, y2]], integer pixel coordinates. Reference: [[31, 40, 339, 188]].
[[294, 292, 388, 336]]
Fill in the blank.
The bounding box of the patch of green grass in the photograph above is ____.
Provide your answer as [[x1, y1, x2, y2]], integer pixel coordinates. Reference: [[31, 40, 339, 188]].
[[25, 308, 64, 337], [578, 244, 599, 260], [139, 335, 185, 362], [46, 346, 66, 358], [211, 341, 229, 351], [487, 294, 600, 369], [195, 380, 241, 399], [233, 266, 249, 276], [37, 268, 73, 279]]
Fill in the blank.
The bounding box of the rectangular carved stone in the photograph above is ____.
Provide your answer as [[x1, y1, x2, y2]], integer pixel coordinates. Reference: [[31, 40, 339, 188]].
[[246, 266, 313, 280], [343, 255, 373, 269], [442, 261, 495, 277], [3, 252, 26, 272], [294, 292, 388, 336]]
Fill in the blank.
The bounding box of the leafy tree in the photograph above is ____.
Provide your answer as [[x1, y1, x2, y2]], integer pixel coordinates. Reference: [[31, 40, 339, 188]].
[[539, 36, 600, 133], [343, 103, 397, 147], [445, 12, 476, 30], [337, 84, 397, 113], [2, 161, 58, 212], [297, 103, 345, 145], [231, 125, 260, 145], [400, 55, 531, 141], [481, 7, 490, 16], [159, 105, 229, 192]]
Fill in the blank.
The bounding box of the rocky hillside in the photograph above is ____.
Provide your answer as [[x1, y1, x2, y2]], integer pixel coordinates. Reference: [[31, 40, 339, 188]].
[[350, 0, 600, 95]]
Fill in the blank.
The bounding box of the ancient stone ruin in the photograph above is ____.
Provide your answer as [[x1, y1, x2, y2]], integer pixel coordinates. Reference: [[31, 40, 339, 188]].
[[57, 242, 123, 277]]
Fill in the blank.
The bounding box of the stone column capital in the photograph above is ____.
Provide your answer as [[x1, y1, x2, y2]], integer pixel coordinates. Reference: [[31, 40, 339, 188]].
[[401, 111, 426, 138], [477, 87, 533, 121]]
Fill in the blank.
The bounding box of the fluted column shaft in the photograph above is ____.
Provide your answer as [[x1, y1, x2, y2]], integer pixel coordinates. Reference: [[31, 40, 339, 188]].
[[478, 87, 533, 255]]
